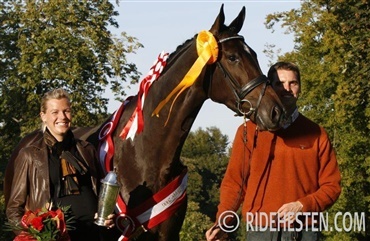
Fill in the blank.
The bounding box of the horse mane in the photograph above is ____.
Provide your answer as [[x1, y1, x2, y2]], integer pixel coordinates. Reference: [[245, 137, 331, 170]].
[[169, 37, 195, 59], [160, 35, 196, 75]]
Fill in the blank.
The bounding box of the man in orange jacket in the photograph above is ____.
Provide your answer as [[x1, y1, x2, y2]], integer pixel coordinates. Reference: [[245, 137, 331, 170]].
[[206, 62, 341, 241]]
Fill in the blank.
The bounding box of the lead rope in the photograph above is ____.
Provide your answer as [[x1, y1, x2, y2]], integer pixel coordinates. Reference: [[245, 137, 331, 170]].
[[238, 114, 258, 228], [217, 114, 250, 232], [215, 114, 257, 237]]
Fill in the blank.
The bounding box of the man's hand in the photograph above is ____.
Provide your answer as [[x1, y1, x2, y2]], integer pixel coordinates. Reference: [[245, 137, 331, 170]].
[[277, 201, 303, 223], [205, 224, 226, 241]]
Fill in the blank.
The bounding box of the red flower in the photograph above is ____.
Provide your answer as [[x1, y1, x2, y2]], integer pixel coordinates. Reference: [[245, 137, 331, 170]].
[[20, 210, 36, 228], [52, 208, 67, 233], [8, 205, 73, 241], [30, 216, 44, 231], [13, 232, 36, 241]]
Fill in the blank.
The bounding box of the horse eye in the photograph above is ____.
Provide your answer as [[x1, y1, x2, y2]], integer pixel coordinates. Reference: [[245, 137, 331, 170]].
[[228, 55, 237, 62]]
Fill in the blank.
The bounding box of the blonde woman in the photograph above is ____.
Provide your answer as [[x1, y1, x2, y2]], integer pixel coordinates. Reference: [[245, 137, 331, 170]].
[[6, 88, 114, 241]]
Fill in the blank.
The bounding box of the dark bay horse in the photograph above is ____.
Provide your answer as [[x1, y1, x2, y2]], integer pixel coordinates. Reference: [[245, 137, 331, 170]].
[[82, 5, 285, 241], [4, 5, 286, 241]]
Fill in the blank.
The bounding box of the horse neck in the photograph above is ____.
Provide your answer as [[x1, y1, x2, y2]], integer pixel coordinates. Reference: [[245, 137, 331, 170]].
[[140, 42, 208, 183]]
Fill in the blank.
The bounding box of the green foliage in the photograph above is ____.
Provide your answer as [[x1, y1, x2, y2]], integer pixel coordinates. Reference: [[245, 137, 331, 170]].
[[265, 0, 370, 240], [181, 127, 246, 240], [180, 127, 230, 239], [180, 201, 212, 241], [182, 127, 230, 218], [0, 192, 13, 241]]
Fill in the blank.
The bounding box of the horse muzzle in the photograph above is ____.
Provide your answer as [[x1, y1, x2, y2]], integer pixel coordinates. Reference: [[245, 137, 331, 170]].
[[236, 86, 286, 132]]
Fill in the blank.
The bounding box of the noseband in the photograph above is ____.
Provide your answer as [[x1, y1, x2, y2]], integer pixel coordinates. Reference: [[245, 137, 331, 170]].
[[217, 35, 269, 118]]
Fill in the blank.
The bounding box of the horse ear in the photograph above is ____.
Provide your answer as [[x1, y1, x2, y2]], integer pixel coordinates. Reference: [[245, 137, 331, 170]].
[[228, 6, 246, 34], [209, 4, 225, 35]]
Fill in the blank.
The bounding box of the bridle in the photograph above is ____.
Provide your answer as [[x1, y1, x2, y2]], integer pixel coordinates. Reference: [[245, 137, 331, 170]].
[[216, 35, 269, 119], [162, 34, 269, 120]]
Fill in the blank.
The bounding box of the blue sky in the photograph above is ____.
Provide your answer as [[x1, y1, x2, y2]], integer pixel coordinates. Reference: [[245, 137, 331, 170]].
[[107, 0, 301, 142]]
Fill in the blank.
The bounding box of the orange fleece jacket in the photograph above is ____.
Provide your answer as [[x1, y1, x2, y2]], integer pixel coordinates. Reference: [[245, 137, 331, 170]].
[[217, 114, 341, 226]]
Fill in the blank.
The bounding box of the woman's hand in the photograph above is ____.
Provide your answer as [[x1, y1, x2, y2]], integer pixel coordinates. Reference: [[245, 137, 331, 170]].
[[94, 213, 115, 229]]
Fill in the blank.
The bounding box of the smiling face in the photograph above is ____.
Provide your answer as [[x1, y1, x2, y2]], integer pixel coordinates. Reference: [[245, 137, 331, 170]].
[[40, 97, 72, 141], [271, 69, 301, 115]]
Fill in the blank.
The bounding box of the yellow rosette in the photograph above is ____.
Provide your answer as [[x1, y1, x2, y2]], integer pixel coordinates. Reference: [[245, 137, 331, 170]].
[[152, 30, 219, 125]]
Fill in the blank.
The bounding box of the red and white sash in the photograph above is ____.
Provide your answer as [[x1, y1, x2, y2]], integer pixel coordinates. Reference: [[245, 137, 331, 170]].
[[98, 52, 188, 240]]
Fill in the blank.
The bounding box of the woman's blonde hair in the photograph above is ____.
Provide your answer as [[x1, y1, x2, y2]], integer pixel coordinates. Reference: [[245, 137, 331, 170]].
[[40, 88, 71, 131], [40, 88, 71, 113]]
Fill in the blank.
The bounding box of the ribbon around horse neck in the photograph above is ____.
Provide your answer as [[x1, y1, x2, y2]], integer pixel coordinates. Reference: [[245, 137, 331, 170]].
[[151, 30, 219, 125]]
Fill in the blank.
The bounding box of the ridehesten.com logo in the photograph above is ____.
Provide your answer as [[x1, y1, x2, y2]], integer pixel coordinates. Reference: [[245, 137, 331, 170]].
[[217, 211, 366, 233]]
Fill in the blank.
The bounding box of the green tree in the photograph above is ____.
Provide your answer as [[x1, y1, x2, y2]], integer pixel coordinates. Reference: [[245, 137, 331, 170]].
[[265, 0, 370, 240], [0, 1, 142, 172], [182, 127, 247, 240], [0, 171, 12, 241], [181, 127, 230, 240], [182, 127, 230, 218], [180, 201, 211, 241]]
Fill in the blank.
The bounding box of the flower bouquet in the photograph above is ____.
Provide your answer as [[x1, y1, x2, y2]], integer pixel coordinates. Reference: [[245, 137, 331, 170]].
[[5, 205, 74, 241]]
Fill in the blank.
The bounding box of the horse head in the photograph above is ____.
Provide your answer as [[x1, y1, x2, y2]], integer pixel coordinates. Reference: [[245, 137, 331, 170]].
[[204, 4, 285, 131]]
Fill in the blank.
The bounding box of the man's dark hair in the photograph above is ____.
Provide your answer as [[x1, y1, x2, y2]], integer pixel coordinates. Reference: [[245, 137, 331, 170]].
[[267, 62, 301, 84]]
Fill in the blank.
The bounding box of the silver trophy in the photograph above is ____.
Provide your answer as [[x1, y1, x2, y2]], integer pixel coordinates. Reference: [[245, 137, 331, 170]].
[[95, 171, 120, 226]]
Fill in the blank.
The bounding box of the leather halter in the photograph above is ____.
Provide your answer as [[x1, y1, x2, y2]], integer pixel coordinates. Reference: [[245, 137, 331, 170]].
[[217, 35, 269, 118]]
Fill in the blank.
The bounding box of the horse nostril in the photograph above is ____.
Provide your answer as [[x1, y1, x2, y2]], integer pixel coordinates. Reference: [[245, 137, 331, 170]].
[[271, 106, 281, 123]]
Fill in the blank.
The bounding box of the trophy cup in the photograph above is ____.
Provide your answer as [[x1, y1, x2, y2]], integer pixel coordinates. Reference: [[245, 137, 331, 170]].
[[95, 171, 120, 226]]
